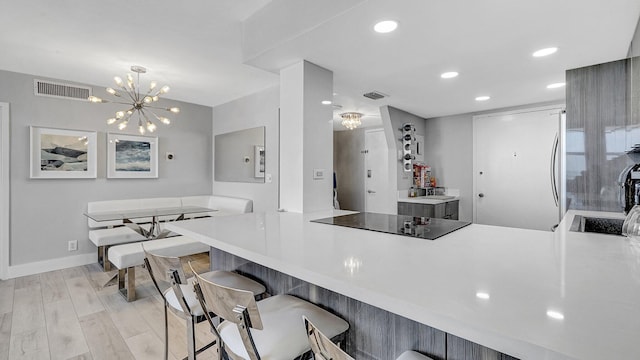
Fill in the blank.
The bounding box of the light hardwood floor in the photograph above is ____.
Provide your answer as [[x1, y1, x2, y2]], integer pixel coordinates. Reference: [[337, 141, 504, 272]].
[[0, 254, 217, 360]]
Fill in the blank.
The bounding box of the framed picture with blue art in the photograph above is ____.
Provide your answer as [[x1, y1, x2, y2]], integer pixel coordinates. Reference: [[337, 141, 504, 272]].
[[29, 126, 97, 179], [107, 133, 158, 178]]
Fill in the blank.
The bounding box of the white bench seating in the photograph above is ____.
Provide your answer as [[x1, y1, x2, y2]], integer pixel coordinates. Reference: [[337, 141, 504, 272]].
[[108, 236, 210, 301], [88, 195, 253, 271]]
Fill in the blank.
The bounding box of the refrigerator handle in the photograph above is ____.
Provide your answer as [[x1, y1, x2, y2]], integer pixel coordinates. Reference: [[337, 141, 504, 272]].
[[550, 133, 559, 207]]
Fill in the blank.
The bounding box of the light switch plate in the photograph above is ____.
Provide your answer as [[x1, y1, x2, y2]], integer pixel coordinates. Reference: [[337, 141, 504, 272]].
[[313, 169, 325, 180], [265, 173, 272, 183]]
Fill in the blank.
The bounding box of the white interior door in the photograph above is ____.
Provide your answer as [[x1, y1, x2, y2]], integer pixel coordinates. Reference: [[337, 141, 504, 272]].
[[474, 107, 562, 231], [365, 129, 391, 214]]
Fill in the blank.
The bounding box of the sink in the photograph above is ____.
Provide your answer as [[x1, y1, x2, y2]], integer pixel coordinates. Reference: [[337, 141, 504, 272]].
[[423, 195, 454, 200], [569, 215, 624, 236]]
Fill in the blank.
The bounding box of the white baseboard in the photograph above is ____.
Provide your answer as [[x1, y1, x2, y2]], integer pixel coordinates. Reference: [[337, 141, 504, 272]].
[[5, 252, 97, 279]]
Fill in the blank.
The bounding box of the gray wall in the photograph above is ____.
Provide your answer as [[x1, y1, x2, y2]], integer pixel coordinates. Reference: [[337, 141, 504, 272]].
[[0, 69, 213, 266], [212, 86, 279, 212], [423, 114, 474, 222], [333, 129, 365, 211], [628, 14, 640, 57]]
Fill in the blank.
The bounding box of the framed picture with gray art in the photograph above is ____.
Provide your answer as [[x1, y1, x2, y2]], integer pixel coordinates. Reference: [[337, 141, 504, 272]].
[[29, 126, 97, 179], [107, 133, 158, 178]]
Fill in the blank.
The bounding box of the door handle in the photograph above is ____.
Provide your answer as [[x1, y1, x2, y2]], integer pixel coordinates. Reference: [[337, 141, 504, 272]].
[[550, 132, 559, 207], [367, 190, 376, 194], [478, 193, 484, 198]]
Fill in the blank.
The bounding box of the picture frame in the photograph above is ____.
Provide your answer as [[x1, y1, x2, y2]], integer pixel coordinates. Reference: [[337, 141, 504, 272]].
[[254, 145, 265, 178], [29, 126, 97, 179], [107, 133, 158, 178]]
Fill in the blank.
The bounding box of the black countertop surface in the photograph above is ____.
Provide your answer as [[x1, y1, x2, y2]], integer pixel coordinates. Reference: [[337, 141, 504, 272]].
[[311, 212, 471, 240]]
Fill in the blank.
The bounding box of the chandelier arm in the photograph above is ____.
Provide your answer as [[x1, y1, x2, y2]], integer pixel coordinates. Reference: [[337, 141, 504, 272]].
[[139, 109, 150, 122], [121, 112, 133, 123], [118, 86, 137, 103], [146, 108, 160, 117], [147, 109, 170, 125], [146, 109, 166, 121], [107, 100, 136, 106], [144, 105, 174, 112]]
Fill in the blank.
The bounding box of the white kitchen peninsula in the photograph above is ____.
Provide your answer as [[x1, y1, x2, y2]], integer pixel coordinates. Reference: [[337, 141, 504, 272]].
[[166, 210, 640, 360]]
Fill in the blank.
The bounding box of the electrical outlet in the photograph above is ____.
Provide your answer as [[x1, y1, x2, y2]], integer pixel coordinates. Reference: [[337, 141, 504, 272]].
[[68, 240, 78, 251]]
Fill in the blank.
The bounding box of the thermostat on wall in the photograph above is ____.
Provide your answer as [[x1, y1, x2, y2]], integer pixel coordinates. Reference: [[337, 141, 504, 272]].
[[313, 169, 325, 180]]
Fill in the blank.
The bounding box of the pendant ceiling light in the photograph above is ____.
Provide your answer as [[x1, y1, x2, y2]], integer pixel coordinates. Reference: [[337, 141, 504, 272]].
[[88, 65, 179, 134], [340, 112, 363, 130]]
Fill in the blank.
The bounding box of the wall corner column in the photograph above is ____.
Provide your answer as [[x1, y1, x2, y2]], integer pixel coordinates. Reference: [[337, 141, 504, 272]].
[[279, 61, 333, 213]]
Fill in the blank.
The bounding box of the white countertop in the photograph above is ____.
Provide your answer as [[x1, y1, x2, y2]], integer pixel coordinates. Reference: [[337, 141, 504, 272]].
[[397, 189, 460, 204], [397, 195, 459, 204], [166, 210, 640, 360]]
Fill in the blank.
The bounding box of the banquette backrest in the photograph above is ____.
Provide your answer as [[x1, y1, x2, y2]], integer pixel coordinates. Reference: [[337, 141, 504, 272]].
[[209, 195, 253, 215], [180, 195, 253, 218]]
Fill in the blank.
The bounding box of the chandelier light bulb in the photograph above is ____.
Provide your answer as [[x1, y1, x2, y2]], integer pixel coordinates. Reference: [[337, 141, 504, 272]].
[[91, 66, 179, 132]]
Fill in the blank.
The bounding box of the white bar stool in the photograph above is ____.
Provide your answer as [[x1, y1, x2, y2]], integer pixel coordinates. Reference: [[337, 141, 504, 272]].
[[143, 247, 266, 360], [190, 262, 349, 360], [304, 315, 434, 360]]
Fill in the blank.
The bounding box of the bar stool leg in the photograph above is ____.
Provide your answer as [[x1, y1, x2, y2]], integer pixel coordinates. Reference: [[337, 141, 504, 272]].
[[186, 316, 196, 360]]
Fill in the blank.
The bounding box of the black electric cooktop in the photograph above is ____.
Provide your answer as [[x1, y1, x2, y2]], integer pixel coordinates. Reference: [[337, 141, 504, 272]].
[[311, 212, 471, 240]]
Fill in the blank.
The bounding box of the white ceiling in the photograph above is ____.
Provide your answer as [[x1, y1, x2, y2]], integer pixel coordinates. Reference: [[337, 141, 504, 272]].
[[1, 0, 639, 130]]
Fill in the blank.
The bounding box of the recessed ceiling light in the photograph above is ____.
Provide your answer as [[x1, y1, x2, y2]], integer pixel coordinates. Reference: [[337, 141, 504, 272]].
[[546, 310, 564, 320], [374, 20, 398, 33], [441, 72, 459, 79], [321, 100, 332, 105], [533, 47, 558, 57], [546, 82, 566, 89], [475, 96, 491, 102], [475, 292, 490, 299]]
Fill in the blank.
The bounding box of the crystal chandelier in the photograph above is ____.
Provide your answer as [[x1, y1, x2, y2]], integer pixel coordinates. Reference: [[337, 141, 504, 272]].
[[88, 65, 179, 134], [340, 112, 363, 130]]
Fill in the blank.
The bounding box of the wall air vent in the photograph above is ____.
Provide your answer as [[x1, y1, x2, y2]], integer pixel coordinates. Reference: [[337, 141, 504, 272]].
[[34, 79, 92, 101], [363, 91, 388, 100]]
